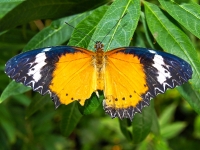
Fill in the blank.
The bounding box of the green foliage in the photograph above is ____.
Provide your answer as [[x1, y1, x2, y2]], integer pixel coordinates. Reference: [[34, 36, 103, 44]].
[[0, 0, 200, 149]]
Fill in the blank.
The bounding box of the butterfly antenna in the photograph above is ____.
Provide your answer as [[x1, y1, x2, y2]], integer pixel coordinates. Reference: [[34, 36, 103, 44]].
[[65, 22, 96, 43], [65, 13, 127, 44], [101, 13, 127, 43]]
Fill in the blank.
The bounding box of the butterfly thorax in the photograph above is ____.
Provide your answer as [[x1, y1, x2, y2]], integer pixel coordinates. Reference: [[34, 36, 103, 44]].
[[95, 41, 105, 90], [95, 41, 104, 67]]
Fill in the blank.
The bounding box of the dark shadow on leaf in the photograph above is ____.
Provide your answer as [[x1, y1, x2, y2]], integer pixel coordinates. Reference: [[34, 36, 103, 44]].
[[0, 0, 110, 32]]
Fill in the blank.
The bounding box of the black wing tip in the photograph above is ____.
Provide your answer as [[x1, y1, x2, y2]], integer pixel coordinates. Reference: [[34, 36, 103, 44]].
[[146, 69, 193, 99], [103, 99, 150, 121]]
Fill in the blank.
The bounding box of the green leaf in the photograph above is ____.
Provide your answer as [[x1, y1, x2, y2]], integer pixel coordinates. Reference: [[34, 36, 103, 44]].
[[60, 102, 82, 137], [68, 5, 109, 48], [26, 94, 51, 118], [137, 136, 170, 150], [140, 11, 155, 48], [0, 105, 16, 144], [0, 29, 35, 50], [80, 92, 103, 115], [119, 119, 132, 141], [0, 0, 23, 18], [161, 122, 187, 139], [23, 12, 91, 51], [131, 101, 154, 144], [12, 94, 31, 107], [144, 2, 200, 90], [0, 0, 109, 32], [136, 140, 149, 150], [152, 136, 171, 150], [193, 116, 200, 138], [159, 103, 177, 127], [89, 0, 141, 50], [177, 83, 200, 115], [31, 111, 55, 133], [0, 81, 31, 103], [150, 109, 160, 136], [158, 0, 200, 39]]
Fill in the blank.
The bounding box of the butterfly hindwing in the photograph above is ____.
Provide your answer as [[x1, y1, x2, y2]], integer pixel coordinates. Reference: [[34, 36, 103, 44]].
[[5, 46, 96, 108], [103, 47, 192, 120]]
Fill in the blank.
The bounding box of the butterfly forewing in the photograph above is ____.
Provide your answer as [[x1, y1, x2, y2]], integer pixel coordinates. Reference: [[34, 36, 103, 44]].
[[103, 47, 192, 120], [5, 46, 97, 108]]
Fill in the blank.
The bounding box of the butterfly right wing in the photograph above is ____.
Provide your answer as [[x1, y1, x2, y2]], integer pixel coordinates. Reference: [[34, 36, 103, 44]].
[[5, 46, 97, 108], [103, 47, 192, 120]]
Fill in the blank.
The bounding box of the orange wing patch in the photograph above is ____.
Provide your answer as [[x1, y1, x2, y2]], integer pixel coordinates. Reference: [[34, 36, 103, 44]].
[[49, 48, 97, 106], [103, 49, 148, 118]]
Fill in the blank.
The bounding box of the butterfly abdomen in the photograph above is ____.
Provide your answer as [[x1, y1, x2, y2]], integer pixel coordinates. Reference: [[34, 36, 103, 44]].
[[95, 43, 105, 90]]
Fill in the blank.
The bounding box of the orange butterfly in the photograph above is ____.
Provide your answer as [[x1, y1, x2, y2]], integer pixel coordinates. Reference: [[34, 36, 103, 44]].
[[5, 41, 192, 120]]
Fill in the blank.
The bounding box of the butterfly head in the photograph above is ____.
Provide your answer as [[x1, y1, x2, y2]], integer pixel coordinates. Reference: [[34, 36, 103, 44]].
[[95, 41, 104, 52]]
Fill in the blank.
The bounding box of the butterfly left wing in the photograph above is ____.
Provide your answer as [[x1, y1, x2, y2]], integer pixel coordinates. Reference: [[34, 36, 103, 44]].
[[5, 46, 97, 108], [103, 47, 192, 120]]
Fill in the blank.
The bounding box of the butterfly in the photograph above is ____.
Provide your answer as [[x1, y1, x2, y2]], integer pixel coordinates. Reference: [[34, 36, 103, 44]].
[[5, 41, 192, 120]]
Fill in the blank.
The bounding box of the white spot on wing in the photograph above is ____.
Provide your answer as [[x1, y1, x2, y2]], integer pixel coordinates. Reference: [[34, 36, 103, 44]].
[[148, 50, 157, 54], [27, 53, 47, 82], [152, 54, 171, 84], [42, 48, 51, 52]]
